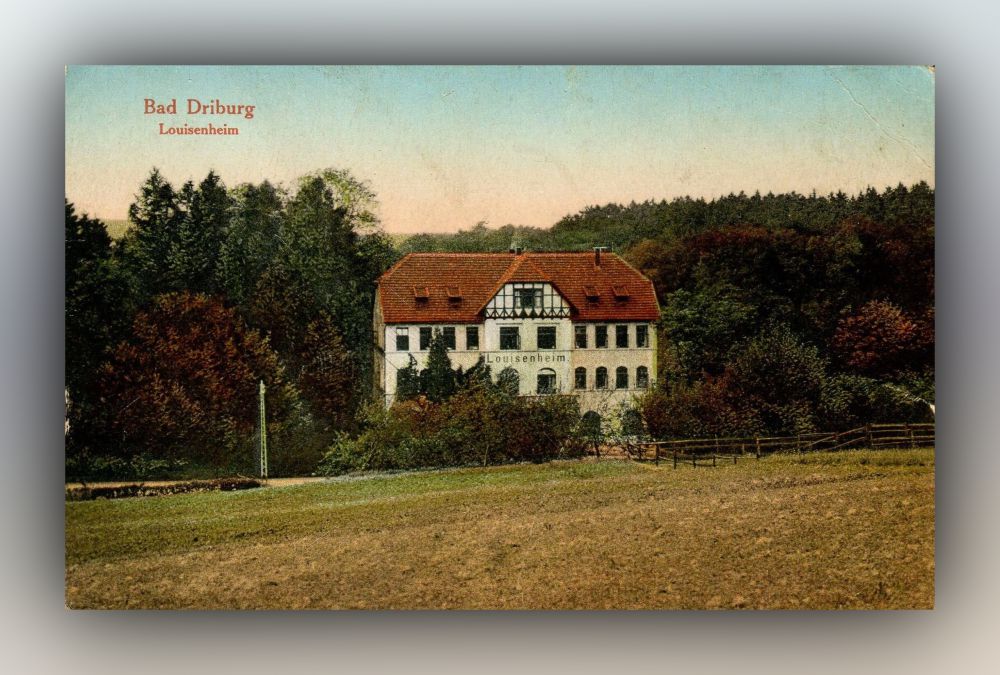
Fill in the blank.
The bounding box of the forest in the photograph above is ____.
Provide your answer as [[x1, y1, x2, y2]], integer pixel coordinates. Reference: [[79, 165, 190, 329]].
[[65, 169, 934, 479]]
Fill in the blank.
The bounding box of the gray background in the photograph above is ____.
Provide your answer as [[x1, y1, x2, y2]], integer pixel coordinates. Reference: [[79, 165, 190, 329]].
[[2, 1, 997, 673]]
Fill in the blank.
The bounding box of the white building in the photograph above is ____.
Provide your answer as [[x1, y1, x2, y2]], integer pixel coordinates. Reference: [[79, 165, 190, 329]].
[[373, 249, 660, 416]]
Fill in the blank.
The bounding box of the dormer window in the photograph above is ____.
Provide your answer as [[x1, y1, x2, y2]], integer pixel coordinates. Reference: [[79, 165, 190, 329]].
[[446, 285, 462, 302], [413, 286, 429, 301], [584, 285, 601, 300], [612, 284, 630, 299]]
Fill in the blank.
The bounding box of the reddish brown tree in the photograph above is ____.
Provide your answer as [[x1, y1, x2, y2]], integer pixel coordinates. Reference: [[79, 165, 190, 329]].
[[832, 300, 933, 377], [92, 292, 297, 472]]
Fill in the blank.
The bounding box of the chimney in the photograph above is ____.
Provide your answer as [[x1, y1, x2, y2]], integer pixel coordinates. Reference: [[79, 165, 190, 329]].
[[594, 246, 608, 267], [509, 239, 524, 255]]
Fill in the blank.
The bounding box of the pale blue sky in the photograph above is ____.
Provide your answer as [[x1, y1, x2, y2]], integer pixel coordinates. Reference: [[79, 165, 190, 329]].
[[65, 65, 934, 233]]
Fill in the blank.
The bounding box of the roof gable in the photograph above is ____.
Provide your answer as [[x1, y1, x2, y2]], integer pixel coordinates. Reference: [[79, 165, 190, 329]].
[[497, 256, 550, 284]]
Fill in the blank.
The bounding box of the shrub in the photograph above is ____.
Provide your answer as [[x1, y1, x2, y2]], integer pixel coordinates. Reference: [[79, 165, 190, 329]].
[[268, 404, 336, 476], [726, 323, 827, 435], [318, 388, 584, 475], [65, 452, 191, 482], [638, 377, 758, 439], [819, 374, 932, 428]]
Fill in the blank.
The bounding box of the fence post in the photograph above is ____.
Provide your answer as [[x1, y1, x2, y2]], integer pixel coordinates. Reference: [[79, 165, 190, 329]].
[[259, 380, 268, 480], [907, 423, 915, 449], [673, 449, 677, 469], [866, 423, 874, 449], [796, 433, 801, 453], [755, 436, 761, 459], [655, 445, 659, 466], [712, 454, 717, 467]]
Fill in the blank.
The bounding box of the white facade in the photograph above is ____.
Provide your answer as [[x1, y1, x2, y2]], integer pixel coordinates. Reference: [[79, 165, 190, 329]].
[[376, 281, 656, 415]]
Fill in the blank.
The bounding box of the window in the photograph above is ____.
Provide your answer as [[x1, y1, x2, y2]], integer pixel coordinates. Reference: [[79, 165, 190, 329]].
[[596, 367, 608, 390], [595, 325, 608, 348], [442, 326, 456, 350], [574, 367, 587, 389], [537, 326, 556, 349], [616, 366, 629, 389], [574, 325, 588, 348], [395, 327, 409, 351], [636, 324, 649, 348], [516, 288, 540, 310], [537, 369, 557, 395], [500, 326, 520, 350], [466, 326, 479, 350], [419, 326, 432, 350], [636, 366, 649, 389], [616, 325, 629, 348]]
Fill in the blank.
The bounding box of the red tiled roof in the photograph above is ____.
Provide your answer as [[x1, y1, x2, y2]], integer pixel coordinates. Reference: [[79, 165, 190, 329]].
[[378, 252, 659, 324], [496, 256, 550, 284]]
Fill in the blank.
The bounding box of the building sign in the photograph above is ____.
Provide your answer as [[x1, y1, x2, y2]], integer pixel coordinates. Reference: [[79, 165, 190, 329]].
[[484, 351, 569, 365]]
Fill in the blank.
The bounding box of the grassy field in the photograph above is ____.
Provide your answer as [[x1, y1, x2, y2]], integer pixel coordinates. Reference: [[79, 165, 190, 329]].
[[65, 449, 934, 609]]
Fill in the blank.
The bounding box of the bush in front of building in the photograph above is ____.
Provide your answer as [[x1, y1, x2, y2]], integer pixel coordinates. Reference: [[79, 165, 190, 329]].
[[318, 386, 585, 475], [638, 322, 933, 440], [817, 373, 932, 429], [638, 376, 756, 440], [639, 323, 823, 438]]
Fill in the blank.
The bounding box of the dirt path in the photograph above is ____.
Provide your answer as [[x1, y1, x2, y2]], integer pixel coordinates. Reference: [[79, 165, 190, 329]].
[[65, 476, 329, 490]]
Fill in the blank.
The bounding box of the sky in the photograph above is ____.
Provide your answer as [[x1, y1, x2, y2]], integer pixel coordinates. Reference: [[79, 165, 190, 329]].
[[65, 65, 935, 234]]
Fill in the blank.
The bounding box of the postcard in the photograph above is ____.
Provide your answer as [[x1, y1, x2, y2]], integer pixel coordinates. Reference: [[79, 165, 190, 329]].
[[65, 65, 934, 609]]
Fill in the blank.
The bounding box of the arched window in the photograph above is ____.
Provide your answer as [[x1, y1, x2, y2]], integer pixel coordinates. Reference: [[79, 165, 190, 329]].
[[595, 367, 608, 390], [616, 366, 629, 389], [574, 367, 587, 389], [537, 368, 557, 395], [497, 367, 519, 395], [636, 366, 649, 389]]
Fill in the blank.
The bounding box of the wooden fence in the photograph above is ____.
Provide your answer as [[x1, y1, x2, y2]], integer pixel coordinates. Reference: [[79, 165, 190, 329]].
[[614, 423, 935, 468]]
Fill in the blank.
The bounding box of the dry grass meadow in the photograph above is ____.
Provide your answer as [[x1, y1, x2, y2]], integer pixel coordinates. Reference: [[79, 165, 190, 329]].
[[65, 448, 934, 610]]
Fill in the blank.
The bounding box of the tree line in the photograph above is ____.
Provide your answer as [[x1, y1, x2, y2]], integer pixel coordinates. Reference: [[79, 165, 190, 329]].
[[396, 183, 935, 440], [628, 189, 934, 438], [66, 172, 934, 478], [66, 168, 395, 479]]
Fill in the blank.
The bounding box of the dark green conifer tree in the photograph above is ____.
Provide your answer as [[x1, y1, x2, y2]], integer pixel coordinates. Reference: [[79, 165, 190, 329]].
[[395, 354, 421, 401], [421, 330, 456, 403], [168, 170, 232, 293], [121, 168, 182, 300]]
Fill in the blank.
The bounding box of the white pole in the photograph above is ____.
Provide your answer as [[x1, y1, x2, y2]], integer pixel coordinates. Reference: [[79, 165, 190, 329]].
[[259, 380, 268, 479]]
